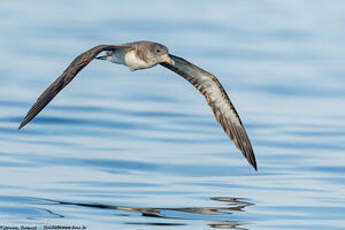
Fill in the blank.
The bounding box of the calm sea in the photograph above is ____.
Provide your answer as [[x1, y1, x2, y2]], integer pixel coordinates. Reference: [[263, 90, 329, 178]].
[[0, 1, 344, 229]]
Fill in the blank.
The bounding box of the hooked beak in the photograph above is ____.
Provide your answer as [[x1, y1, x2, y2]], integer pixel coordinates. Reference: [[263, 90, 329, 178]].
[[161, 54, 175, 65]]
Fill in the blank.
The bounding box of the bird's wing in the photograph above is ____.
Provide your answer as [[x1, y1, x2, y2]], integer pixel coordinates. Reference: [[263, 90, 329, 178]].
[[18, 44, 131, 130], [160, 55, 257, 170]]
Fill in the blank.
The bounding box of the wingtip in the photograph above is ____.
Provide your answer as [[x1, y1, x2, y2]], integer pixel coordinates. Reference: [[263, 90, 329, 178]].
[[18, 122, 25, 130], [18, 118, 28, 130], [250, 157, 258, 171], [249, 155, 258, 171]]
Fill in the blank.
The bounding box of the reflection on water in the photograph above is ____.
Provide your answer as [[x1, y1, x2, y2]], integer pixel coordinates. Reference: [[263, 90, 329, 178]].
[[58, 196, 252, 227], [0, 195, 252, 229], [1, 1, 345, 230]]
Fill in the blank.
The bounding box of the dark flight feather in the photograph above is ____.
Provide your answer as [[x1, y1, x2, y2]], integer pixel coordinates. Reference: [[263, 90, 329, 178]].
[[161, 55, 257, 170], [18, 45, 130, 130]]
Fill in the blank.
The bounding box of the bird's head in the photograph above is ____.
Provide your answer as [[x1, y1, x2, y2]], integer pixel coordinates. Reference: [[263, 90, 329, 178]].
[[142, 42, 175, 66]]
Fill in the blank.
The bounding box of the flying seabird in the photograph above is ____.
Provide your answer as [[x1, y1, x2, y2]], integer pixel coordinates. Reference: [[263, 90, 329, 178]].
[[18, 41, 258, 170]]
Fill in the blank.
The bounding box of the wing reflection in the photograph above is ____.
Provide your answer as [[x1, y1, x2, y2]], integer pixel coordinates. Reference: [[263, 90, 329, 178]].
[[48, 196, 254, 229], [209, 222, 248, 230]]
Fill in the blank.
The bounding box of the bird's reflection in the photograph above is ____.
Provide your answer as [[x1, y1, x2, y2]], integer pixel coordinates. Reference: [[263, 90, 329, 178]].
[[50, 196, 254, 229], [209, 222, 247, 229]]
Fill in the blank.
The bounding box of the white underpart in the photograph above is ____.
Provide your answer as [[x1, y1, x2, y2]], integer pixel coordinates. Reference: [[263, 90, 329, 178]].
[[124, 50, 152, 71], [108, 50, 155, 71]]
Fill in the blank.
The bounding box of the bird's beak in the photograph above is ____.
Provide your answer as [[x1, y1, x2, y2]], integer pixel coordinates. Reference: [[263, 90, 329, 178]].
[[161, 54, 175, 65]]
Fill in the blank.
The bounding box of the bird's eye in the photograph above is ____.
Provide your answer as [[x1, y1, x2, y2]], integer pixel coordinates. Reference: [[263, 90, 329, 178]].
[[156, 49, 160, 53]]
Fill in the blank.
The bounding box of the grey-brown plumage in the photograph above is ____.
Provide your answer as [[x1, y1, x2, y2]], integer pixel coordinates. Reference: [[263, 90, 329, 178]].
[[161, 56, 257, 170], [18, 40, 257, 170], [18, 44, 131, 129]]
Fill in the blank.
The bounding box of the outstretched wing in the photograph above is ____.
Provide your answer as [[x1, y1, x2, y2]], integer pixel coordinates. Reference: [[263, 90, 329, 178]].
[[18, 44, 131, 130], [160, 55, 257, 170]]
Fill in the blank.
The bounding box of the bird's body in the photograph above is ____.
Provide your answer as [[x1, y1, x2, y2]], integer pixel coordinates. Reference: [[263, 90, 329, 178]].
[[124, 50, 150, 70], [98, 41, 174, 71], [103, 49, 126, 65], [18, 40, 258, 170]]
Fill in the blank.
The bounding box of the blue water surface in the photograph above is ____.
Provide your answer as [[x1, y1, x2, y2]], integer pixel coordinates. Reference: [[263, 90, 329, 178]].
[[0, 1, 345, 229]]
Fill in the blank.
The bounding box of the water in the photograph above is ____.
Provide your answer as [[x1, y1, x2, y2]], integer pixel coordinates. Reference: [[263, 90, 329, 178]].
[[1, 1, 345, 229]]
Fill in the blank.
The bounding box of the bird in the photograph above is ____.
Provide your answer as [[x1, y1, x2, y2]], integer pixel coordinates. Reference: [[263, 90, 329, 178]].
[[18, 41, 258, 170]]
